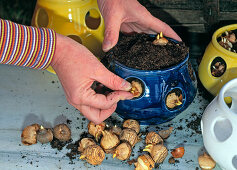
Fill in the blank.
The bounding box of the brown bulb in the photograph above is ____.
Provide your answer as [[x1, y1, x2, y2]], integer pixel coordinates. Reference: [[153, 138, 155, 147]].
[[145, 131, 163, 145], [134, 154, 155, 170], [123, 119, 140, 134], [110, 125, 122, 136], [158, 127, 173, 139], [120, 128, 139, 147], [130, 81, 143, 98], [37, 125, 53, 144], [78, 138, 96, 153], [152, 32, 168, 46], [171, 147, 185, 158], [153, 37, 168, 46], [166, 92, 183, 109], [87, 121, 105, 141], [80, 144, 105, 165], [113, 142, 132, 161], [100, 130, 120, 154], [21, 124, 40, 145], [53, 124, 71, 141], [143, 144, 168, 163], [198, 152, 216, 170]]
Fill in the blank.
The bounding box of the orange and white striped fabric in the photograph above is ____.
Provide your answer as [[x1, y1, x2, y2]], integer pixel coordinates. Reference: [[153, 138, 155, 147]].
[[0, 19, 56, 69]]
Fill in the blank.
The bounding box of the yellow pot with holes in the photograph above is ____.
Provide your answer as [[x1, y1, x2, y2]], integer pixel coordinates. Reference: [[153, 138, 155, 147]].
[[198, 24, 237, 101], [31, 0, 105, 74]]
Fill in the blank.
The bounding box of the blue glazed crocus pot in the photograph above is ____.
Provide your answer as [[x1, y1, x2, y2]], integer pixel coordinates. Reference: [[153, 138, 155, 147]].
[[109, 49, 197, 125]]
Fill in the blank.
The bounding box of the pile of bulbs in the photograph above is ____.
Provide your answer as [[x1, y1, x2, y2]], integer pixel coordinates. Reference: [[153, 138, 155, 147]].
[[21, 120, 215, 169], [78, 119, 141, 165], [78, 119, 186, 170], [21, 123, 71, 145]]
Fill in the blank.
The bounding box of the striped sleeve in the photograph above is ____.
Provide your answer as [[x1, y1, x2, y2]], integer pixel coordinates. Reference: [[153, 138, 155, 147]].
[[0, 19, 56, 69]]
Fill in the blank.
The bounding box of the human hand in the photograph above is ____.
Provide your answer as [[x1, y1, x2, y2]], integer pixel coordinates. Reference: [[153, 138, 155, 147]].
[[51, 34, 133, 124], [97, 0, 182, 52]]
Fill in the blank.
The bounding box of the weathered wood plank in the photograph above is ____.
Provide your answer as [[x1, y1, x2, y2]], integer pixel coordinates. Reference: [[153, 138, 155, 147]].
[[147, 0, 203, 10], [220, 0, 237, 12], [219, 11, 237, 20], [147, 8, 206, 24], [148, 8, 237, 33]]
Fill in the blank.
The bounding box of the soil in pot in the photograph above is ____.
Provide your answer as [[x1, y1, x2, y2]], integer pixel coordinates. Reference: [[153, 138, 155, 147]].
[[104, 33, 189, 70]]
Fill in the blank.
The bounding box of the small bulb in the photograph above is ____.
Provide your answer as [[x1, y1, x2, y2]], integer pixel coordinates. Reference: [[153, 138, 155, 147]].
[[100, 130, 120, 154], [198, 152, 216, 170], [143, 144, 168, 163], [110, 125, 122, 136], [134, 154, 155, 170], [37, 125, 53, 144], [21, 124, 40, 145], [130, 81, 143, 98], [123, 119, 140, 134], [53, 124, 71, 142], [78, 138, 96, 153], [171, 147, 185, 158], [113, 142, 132, 161], [120, 128, 139, 147], [87, 121, 105, 141], [158, 127, 173, 139], [80, 144, 105, 165]]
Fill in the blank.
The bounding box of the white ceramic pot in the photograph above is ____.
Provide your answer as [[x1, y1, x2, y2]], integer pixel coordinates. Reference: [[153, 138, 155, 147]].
[[201, 78, 237, 170]]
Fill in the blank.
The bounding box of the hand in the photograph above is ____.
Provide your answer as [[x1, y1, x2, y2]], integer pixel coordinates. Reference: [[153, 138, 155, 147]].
[[97, 0, 182, 52], [51, 34, 133, 124]]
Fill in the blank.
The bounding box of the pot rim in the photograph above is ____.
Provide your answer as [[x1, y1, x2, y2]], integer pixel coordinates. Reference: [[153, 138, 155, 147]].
[[212, 24, 237, 58], [110, 36, 190, 74], [112, 53, 189, 74]]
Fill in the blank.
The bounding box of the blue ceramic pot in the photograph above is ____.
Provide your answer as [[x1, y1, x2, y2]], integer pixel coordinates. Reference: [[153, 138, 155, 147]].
[[109, 45, 197, 125]]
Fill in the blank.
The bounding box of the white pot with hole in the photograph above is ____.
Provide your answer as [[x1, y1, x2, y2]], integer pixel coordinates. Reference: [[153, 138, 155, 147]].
[[201, 78, 237, 170]]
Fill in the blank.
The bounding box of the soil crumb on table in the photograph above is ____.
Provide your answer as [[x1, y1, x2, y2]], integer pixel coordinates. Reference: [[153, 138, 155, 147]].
[[105, 33, 189, 70]]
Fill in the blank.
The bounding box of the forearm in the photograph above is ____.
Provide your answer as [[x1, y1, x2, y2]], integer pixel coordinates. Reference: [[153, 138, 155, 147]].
[[0, 19, 56, 69]]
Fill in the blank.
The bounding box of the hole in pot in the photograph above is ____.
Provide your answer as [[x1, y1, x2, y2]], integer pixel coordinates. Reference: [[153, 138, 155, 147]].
[[217, 30, 237, 53], [188, 61, 196, 81], [233, 155, 237, 169], [214, 117, 232, 142], [126, 77, 145, 99], [36, 8, 49, 28], [67, 35, 82, 44], [165, 88, 183, 110], [85, 9, 101, 30], [210, 57, 226, 77]]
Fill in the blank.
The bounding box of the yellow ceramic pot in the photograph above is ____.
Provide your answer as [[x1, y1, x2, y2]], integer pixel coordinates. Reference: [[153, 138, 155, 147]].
[[198, 24, 237, 97], [31, 0, 105, 73]]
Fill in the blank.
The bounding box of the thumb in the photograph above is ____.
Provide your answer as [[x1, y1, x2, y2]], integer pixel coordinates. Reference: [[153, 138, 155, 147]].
[[102, 15, 121, 52], [94, 65, 131, 91]]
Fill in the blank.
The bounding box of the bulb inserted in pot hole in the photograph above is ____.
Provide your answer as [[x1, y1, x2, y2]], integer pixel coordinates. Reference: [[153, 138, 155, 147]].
[[210, 57, 226, 77], [166, 88, 183, 109], [126, 77, 145, 98]]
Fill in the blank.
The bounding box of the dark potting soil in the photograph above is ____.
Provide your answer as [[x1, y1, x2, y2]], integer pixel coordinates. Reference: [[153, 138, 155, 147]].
[[50, 137, 72, 151], [105, 33, 189, 70]]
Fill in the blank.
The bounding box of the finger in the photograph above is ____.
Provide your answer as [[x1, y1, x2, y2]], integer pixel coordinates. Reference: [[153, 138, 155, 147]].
[[80, 90, 133, 110], [93, 66, 131, 91], [138, 11, 181, 41], [102, 12, 122, 52], [79, 104, 117, 124], [148, 16, 182, 41]]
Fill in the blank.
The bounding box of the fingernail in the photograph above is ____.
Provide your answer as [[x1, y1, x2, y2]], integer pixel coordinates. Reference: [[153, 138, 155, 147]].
[[103, 40, 112, 52], [121, 80, 132, 91]]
